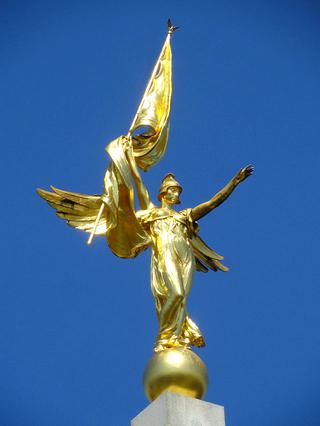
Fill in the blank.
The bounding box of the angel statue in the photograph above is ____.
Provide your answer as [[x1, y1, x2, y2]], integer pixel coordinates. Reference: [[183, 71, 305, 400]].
[[37, 21, 253, 356]]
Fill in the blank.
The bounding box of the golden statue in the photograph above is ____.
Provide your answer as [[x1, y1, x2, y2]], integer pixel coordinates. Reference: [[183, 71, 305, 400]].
[[37, 21, 253, 401]]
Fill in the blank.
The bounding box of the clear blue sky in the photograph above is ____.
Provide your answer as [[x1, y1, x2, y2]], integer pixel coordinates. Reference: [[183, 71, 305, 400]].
[[1, 1, 320, 425]]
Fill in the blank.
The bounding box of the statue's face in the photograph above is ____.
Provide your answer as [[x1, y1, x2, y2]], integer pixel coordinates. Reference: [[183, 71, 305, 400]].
[[163, 186, 181, 205]]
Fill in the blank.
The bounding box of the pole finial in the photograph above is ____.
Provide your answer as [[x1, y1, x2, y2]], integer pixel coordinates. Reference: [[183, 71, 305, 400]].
[[167, 18, 179, 34]]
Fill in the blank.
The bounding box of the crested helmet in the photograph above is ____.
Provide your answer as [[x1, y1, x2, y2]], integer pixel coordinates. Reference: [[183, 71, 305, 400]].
[[157, 173, 182, 203]]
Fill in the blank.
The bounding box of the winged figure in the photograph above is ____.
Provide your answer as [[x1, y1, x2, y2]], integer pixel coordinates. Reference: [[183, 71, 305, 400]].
[[37, 21, 253, 352]]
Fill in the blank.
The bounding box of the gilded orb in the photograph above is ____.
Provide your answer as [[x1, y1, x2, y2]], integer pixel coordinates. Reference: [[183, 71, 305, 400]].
[[143, 348, 208, 401]]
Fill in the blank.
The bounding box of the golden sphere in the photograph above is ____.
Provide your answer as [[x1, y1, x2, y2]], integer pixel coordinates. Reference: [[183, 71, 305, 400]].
[[143, 348, 208, 401]]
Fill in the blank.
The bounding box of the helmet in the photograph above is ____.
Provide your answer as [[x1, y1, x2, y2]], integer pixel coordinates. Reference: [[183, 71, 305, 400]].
[[157, 173, 182, 203]]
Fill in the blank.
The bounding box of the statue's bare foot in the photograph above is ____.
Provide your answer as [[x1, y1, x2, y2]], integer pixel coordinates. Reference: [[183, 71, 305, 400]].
[[154, 343, 166, 352], [193, 335, 206, 348]]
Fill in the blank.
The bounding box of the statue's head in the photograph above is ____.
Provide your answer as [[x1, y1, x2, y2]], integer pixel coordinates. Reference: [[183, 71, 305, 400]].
[[157, 173, 182, 205]]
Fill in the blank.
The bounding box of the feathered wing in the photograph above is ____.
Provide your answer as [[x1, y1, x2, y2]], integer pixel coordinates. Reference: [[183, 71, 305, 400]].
[[190, 234, 229, 273], [37, 137, 152, 259], [36, 186, 108, 235], [181, 208, 229, 273]]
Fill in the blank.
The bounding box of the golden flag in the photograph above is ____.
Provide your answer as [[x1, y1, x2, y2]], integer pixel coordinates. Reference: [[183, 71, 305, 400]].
[[128, 22, 177, 171]]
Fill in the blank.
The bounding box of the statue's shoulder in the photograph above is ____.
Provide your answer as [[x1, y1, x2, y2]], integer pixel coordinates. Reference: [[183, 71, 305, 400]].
[[136, 205, 167, 223], [178, 208, 200, 234], [178, 208, 193, 221]]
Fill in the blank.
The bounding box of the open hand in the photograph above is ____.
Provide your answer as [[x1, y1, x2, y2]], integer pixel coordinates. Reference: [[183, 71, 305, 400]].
[[236, 164, 254, 183]]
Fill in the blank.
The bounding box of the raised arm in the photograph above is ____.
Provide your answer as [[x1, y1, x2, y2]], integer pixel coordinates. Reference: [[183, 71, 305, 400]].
[[124, 139, 152, 211], [191, 165, 253, 221]]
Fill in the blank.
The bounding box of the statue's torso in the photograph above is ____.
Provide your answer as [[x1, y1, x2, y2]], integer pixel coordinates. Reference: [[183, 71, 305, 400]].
[[136, 207, 192, 253]]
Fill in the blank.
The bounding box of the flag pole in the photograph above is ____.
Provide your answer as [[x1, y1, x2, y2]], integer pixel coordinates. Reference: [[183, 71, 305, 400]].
[[88, 20, 178, 246]]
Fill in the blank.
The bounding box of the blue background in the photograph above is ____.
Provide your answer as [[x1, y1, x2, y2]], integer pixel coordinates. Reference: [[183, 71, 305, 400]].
[[1, 1, 320, 425]]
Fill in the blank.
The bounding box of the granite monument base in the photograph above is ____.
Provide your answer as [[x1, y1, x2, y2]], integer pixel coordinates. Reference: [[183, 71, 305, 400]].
[[131, 391, 225, 426]]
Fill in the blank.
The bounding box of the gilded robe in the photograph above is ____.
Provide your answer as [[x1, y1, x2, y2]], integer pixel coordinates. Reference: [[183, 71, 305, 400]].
[[136, 206, 227, 348]]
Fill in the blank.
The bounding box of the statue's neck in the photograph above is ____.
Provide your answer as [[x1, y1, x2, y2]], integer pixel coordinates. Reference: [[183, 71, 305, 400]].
[[161, 200, 174, 210]]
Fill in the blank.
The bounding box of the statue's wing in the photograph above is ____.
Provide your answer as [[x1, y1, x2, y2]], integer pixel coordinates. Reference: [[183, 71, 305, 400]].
[[190, 235, 229, 273], [36, 186, 107, 235], [180, 208, 228, 273]]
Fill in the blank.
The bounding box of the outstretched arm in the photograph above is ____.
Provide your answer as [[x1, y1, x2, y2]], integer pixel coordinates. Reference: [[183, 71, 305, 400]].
[[191, 165, 253, 221]]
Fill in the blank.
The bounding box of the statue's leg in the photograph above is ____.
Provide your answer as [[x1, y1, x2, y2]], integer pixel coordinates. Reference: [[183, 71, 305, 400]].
[[169, 258, 193, 345], [153, 255, 186, 349], [175, 247, 205, 347], [151, 238, 196, 351]]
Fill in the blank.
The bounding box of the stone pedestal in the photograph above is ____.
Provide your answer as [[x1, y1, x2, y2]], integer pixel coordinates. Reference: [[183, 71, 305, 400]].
[[131, 391, 225, 426]]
